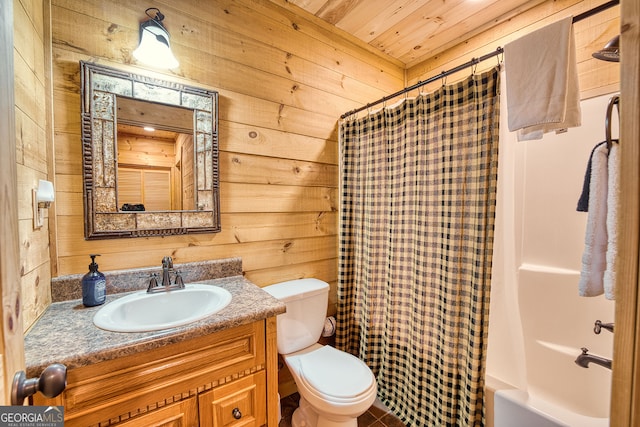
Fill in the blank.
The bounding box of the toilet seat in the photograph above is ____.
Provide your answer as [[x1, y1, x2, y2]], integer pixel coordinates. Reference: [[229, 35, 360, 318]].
[[285, 345, 376, 404]]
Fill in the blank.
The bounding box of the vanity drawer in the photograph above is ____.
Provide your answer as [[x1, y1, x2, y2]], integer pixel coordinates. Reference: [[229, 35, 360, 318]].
[[114, 397, 199, 427], [199, 371, 266, 427], [35, 321, 266, 426]]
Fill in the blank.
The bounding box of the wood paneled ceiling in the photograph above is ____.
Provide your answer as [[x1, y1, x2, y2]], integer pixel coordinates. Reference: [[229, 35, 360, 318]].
[[285, 0, 547, 67]]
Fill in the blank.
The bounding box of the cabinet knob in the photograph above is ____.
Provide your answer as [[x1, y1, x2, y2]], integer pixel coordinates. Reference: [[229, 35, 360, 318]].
[[11, 363, 67, 405], [232, 407, 242, 419]]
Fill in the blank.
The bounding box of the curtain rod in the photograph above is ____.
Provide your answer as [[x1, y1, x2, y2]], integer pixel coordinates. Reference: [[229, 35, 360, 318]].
[[340, 0, 620, 119]]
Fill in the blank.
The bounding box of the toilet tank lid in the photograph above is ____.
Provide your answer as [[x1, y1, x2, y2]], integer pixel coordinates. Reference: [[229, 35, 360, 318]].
[[263, 278, 329, 302]]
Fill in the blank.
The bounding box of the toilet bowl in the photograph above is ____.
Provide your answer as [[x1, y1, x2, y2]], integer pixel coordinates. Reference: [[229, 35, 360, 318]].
[[285, 343, 377, 425], [263, 279, 377, 427]]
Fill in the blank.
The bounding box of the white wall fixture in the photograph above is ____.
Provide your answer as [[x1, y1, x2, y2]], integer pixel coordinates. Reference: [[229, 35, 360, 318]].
[[33, 179, 54, 229], [132, 8, 179, 69]]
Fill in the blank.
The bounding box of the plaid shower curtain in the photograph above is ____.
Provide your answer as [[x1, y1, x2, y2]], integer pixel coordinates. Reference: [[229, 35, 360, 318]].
[[337, 67, 500, 426]]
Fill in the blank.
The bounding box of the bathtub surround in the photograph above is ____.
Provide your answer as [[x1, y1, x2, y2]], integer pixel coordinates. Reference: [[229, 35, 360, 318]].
[[338, 68, 500, 426], [487, 92, 616, 426]]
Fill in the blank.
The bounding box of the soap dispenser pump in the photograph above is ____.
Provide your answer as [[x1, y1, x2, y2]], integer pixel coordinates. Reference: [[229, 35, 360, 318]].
[[82, 254, 106, 307]]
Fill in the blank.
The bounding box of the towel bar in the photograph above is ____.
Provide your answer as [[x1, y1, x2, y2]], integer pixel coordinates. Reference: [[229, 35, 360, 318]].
[[606, 95, 620, 149]]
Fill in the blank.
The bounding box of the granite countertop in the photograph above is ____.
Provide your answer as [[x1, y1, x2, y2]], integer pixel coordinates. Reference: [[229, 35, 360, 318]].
[[25, 275, 285, 377]]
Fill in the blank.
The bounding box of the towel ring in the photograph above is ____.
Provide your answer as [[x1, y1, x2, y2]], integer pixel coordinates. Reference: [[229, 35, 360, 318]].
[[606, 95, 620, 149]]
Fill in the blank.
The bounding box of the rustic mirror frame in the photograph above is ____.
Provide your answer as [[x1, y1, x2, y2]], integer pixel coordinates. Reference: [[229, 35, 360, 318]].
[[80, 61, 220, 239]]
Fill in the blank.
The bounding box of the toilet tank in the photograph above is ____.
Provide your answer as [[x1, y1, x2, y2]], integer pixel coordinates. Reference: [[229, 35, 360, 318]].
[[263, 278, 329, 355]]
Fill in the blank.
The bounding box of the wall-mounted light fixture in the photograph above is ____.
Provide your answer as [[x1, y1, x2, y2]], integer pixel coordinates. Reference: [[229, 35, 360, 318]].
[[132, 8, 179, 69], [33, 179, 54, 229]]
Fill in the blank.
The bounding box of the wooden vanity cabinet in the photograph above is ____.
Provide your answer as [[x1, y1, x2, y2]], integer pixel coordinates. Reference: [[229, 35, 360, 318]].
[[199, 371, 266, 427], [33, 318, 279, 427], [111, 398, 199, 426]]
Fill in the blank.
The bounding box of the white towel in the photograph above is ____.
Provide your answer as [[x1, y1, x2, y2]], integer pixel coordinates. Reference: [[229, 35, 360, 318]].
[[505, 16, 581, 141], [603, 143, 619, 299], [578, 143, 608, 297]]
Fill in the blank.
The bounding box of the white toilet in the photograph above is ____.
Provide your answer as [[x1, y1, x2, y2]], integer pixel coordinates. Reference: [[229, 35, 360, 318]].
[[263, 278, 377, 427]]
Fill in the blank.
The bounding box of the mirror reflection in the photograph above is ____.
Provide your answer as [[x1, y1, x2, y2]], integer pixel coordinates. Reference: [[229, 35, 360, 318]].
[[116, 97, 195, 211], [80, 61, 220, 239]]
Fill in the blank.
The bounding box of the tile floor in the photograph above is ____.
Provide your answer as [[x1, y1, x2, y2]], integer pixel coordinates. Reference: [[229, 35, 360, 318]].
[[279, 393, 406, 427]]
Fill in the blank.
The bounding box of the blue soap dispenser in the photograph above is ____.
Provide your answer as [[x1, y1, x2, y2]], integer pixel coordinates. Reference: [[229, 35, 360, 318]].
[[82, 254, 106, 307]]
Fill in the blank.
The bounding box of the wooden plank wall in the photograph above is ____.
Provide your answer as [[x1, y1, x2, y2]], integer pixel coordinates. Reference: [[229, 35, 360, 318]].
[[49, 0, 404, 325], [15, 0, 622, 398], [3, 0, 26, 403], [407, 0, 620, 100], [16, 0, 620, 336], [14, 0, 53, 330]]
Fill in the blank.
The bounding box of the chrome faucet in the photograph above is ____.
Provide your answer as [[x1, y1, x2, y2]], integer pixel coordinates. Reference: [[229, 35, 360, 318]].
[[147, 256, 186, 293], [575, 347, 612, 370], [161, 256, 173, 287]]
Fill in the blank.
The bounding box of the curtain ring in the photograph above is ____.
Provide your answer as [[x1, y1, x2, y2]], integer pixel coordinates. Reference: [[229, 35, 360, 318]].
[[472, 62, 478, 75], [416, 80, 425, 96], [441, 72, 447, 87]]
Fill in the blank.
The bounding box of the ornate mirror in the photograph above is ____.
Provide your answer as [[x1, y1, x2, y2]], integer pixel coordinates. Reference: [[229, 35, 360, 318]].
[[80, 61, 220, 239]]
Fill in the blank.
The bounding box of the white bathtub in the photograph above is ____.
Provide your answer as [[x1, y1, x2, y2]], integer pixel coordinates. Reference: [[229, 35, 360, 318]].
[[485, 264, 613, 427], [486, 376, 609, 427]]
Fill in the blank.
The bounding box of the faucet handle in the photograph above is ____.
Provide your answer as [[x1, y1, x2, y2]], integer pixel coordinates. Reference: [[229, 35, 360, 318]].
[[162, 256, 173, 269], [147, 273, 159, 292], [174, 271, 185, 288], [594, 320, 614, 334]]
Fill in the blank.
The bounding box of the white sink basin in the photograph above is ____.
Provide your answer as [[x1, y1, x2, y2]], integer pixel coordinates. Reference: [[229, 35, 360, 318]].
[[93, 284, 232, 332]]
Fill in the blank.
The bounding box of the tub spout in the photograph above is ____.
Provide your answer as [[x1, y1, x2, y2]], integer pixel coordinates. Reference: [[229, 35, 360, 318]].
[[575, 347, 612, 370]]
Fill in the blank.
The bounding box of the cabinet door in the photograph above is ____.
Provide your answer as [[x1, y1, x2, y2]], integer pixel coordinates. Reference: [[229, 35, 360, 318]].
[[115, 397, 198, 427], [199, 371, 266, 427]]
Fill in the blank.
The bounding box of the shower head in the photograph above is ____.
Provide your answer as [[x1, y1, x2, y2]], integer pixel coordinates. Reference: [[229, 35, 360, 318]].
[[592, 35, 620, 62]]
